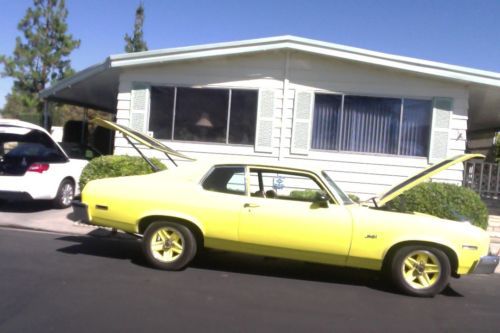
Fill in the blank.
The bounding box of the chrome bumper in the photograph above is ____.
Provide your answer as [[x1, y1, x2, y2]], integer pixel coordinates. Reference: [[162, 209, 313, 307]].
[[472, 255, 500, 274], [71, 200, 90, 224]]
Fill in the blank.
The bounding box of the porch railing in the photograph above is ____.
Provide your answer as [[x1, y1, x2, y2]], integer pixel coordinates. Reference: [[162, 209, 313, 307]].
[[463, 161, 500, 198]]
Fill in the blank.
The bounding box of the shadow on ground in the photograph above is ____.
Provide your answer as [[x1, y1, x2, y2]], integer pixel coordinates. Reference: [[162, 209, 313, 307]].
[[0, 200, 54, 213], [55, 234, 463, 297]]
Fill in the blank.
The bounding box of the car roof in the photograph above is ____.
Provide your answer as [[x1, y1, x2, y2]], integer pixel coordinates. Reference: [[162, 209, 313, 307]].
[[0, 119, 49, 133], [174, 157, 326, 176]]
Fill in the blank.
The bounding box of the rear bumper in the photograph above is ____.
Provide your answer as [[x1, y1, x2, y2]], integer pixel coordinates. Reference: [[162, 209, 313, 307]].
[[0, 190, 33, 201], [472, 255, 500, 274], [72, 200, 90, 224]]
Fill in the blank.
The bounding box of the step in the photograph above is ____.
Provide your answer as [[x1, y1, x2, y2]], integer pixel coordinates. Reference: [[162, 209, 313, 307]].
[[490, 231, 500, 244], [487, 226, 500, 233], [488, 216, 500, 223], [488, 219, 500, 227]]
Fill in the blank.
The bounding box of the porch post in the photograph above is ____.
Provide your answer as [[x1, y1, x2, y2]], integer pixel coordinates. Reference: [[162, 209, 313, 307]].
[[81, 108, 88, 144], [43, 100, 50, 130]]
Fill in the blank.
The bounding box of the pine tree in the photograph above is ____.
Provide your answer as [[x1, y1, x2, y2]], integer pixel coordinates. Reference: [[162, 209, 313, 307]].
[[124, 3, 148, 53], [0, 0, 80, 115]]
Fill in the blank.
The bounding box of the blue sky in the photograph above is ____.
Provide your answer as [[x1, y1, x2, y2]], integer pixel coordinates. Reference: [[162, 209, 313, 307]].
[[1, 0, 500, 108]]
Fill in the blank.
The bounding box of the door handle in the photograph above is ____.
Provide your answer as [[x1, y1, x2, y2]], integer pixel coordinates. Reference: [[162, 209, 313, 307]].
[[244, 203, 260, 208]]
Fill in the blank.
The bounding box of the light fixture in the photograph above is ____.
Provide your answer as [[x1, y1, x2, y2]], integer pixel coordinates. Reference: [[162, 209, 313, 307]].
[[196, 112, 213, 128]]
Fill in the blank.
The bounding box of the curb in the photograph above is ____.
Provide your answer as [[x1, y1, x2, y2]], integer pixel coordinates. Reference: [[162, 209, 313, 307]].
[[0, 223, 138, 241]]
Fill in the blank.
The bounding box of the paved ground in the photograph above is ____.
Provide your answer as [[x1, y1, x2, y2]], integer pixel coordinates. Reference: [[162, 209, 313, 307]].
[[1, 228, 500, 333], [0, 201, 123, 238], [1, 200, 500, 273]]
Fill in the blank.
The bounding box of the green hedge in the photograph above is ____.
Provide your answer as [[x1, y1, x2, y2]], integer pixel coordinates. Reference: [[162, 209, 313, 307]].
[[384, 182, 488, 229], [348, 194, 360, 203], [79, 155, 166, 190]]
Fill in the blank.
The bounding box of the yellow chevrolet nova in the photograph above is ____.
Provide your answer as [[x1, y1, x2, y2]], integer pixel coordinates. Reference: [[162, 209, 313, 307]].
[[74, 119, 499, 297]]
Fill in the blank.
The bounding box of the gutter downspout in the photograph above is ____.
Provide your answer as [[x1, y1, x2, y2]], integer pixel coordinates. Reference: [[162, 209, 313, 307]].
[[278, 50, 291, 161]]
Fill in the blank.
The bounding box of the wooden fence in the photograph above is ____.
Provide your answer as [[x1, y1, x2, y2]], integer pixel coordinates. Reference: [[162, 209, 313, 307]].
[[463, 161, 500, 198]]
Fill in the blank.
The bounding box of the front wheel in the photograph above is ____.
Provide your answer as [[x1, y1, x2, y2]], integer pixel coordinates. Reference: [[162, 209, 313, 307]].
[[389, 245, 451, 297], [142, 222, 197, 270]]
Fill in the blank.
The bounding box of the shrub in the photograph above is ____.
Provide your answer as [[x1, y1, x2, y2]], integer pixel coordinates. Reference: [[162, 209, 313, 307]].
[[79, 155, 166, 190], [384, 182, 488, 229], [348, 194, 360, 203], [289, 189, 320, 201]]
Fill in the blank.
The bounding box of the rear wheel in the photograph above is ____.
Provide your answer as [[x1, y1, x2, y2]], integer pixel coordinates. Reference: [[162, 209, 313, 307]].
[[390, 245, 451, 297], [142, 221, 197, 270], [53, 179, 74, 209]]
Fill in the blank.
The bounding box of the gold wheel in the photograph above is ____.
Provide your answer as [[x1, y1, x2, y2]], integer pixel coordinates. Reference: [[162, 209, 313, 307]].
[[401, 250, 441, 290], [150, 227, 184, 263]]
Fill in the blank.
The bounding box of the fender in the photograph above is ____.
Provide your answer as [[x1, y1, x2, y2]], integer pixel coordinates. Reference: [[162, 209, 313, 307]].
[[136, 209, 206, 235]]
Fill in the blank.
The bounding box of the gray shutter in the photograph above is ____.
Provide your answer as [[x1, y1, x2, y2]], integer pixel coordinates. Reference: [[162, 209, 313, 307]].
[[290, 91, 314, 155], [129, 86, 150, 133], [428, 97, 453, 163], [254, 89, 275, 153]]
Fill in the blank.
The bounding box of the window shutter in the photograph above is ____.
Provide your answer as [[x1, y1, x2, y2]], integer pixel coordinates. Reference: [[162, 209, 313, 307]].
[[254, 89, 275, 153], [428, 97, 452, 163], [129, 86, 150, 133], [291, 91, 314, 155]]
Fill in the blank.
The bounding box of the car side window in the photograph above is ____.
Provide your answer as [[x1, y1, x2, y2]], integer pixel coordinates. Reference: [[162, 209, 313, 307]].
[[202, 166, 246, 195], [249, 169, 327, 203]]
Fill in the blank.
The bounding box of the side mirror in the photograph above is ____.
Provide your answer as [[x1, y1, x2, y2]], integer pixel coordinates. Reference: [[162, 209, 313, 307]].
[[313, 192, 329, 208]]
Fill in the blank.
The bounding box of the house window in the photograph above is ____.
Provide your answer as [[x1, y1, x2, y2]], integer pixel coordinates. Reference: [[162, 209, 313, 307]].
[[149, 87, 174, 140], [311, 94, 431, 157], [148, 87, 258, 145]]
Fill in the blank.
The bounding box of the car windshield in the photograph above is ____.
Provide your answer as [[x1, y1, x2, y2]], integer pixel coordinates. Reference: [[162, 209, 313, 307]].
[[321, 171, 353, 205]]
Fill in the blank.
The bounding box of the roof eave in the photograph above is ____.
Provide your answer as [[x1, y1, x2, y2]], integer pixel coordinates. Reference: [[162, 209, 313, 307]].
[[39, 58, 112, 98], [106, 36, 500, 88]]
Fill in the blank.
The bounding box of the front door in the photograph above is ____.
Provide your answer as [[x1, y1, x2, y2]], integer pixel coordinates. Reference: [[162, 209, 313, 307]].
[[238, 168, 352, 266]]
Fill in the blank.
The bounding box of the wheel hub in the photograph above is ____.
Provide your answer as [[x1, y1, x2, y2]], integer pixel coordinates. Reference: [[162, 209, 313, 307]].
[[415, 262, 425, 275], [401, 250, 442, 290], [163, 240, 173, 249]]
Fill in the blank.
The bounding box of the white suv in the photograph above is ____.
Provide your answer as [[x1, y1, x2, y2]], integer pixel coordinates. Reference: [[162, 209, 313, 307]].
[[0, 119, 88, 208]]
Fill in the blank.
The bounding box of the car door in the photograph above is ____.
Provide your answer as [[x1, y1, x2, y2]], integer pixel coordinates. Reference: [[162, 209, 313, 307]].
[[238, 167, 353, 266], [196, 165, 249, 244]]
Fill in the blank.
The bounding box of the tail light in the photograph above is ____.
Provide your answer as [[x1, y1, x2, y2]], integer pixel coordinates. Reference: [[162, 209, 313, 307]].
[[27, 163, 50, 173]]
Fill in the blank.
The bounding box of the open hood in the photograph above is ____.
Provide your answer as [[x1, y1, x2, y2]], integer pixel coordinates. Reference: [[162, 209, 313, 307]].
[[92, 118, 195, 162], [376, 154, 484, 207]]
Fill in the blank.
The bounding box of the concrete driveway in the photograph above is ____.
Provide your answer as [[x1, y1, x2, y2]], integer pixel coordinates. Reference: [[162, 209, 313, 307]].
[[0, 201, 98, 235]]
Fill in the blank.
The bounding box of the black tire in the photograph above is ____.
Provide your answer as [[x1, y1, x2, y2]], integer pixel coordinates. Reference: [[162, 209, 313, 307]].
[[389, 245, 451, 297], [142, 221, 197, 270], [53, 179, 75, 209]]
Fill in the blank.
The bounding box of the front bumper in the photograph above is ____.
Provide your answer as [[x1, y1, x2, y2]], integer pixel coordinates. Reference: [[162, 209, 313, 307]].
[[72, 200, 90, 224], [472, 255, 500, 274]]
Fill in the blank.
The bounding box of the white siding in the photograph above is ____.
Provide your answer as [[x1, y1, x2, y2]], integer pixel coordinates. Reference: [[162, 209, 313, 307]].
[[113, 50, 469, 200]]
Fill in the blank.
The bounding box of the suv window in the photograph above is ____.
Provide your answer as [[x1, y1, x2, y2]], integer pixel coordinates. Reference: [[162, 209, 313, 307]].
[[249, 169, 327, 202], [202, 166, 246, 195]]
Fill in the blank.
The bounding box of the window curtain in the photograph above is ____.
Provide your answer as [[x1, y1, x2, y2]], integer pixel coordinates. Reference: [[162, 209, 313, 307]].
[[400, 99, 432, 157], [311, 94, 342, 150], [341, 96, 401, 154]]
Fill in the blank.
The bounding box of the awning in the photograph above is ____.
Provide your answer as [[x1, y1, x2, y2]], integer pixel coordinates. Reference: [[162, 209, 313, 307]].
[[40, 60, 120, 112]]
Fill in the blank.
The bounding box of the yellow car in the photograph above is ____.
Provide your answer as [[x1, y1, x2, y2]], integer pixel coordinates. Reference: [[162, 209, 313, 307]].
[[73, 119, 499, 297]]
